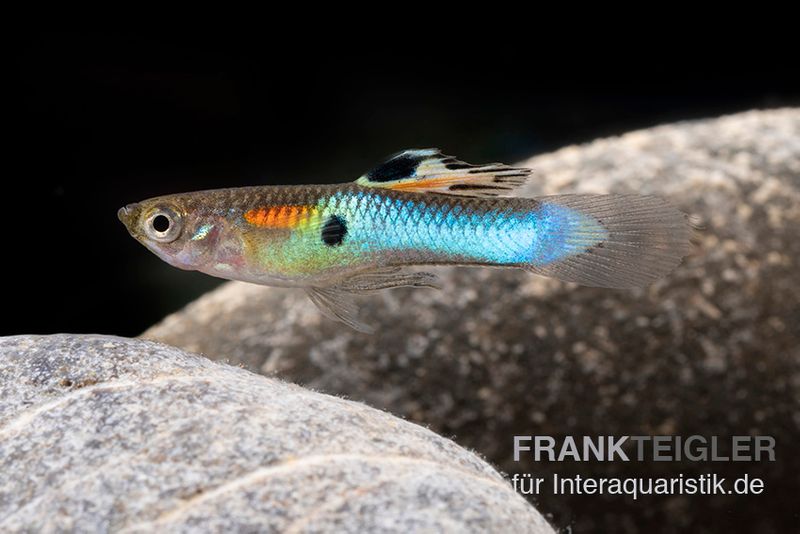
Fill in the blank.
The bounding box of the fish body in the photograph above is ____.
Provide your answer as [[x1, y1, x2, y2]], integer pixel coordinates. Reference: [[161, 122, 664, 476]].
[[120, 149, 692, 331]]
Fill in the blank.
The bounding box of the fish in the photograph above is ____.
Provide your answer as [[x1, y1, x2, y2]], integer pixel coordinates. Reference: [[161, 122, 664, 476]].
[[118, 149, 693, 332]]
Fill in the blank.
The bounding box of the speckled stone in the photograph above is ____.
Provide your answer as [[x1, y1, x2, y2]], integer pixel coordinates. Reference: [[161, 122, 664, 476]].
[[144, 109, 800, 533], [0, 334, 553, 533]]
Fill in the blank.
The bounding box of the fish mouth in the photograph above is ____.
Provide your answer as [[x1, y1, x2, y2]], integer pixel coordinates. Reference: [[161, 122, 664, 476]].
[[118, 203, 148, 242], [117, 203, 141, 227]]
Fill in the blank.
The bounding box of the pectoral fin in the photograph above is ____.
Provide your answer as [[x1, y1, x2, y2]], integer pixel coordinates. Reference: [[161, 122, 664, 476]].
[[356, 149, 531, 197]]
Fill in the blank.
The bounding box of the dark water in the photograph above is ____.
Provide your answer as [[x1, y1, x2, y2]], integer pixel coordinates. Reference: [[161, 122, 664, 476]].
[[7, 33, 798, 336]]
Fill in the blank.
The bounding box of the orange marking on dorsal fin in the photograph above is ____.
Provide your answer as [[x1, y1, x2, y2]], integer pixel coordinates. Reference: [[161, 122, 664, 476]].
[[244, 205, 315, 228], [388, 175, 468, 192]]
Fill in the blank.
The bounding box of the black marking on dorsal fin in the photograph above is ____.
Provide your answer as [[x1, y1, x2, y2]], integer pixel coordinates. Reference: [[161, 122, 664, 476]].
[[363, 149, 435, 183], [444, 162, 477, 170], [448, 184, 503, 192]]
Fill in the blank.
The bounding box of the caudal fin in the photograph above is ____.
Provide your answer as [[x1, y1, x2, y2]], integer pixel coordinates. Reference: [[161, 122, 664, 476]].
[[527, 194, 693, 288]]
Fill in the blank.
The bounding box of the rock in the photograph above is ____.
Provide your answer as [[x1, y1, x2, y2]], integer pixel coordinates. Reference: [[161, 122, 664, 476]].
[[0, 334, 553, 533], [143, 109, 800, 533]]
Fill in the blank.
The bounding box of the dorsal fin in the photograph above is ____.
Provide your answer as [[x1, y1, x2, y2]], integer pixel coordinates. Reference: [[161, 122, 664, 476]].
[[355, 149, 532, 197]]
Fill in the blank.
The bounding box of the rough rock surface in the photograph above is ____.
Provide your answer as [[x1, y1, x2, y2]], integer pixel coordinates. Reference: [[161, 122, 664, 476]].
[[0, 334, 553, 533], [144, 109, 800, 533]]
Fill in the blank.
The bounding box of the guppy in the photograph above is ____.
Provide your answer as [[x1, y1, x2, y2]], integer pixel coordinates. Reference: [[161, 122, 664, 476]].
[[119, 149, 692, 332]]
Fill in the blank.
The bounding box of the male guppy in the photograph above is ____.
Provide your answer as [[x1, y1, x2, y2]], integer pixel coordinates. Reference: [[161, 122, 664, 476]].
[[119, 149, 692, 331]]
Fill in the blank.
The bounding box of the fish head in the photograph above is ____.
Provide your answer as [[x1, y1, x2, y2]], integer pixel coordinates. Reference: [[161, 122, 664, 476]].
[[118, 194, 227, 272]]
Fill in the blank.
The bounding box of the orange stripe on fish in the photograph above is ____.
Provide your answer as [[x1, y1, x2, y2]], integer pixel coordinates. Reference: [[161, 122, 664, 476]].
[[244, 205, 315, 228]]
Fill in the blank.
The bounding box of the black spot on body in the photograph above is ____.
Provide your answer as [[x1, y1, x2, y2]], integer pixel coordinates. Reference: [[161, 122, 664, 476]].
[[366, 154, 420, 183], [322, 215, 347, 246]]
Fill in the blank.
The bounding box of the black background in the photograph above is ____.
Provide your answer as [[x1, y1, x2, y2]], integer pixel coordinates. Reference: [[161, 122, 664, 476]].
[[8, 32, 798, 337]]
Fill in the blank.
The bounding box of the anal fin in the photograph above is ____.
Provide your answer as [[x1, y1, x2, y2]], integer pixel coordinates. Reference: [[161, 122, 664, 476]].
[[334, 267, 441, 293], [306, 268, 440, 332]]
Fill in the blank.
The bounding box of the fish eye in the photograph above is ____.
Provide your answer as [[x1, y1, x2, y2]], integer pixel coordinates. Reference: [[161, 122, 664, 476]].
[[152, 214, 170, 232], [144, 207, 183, 243]]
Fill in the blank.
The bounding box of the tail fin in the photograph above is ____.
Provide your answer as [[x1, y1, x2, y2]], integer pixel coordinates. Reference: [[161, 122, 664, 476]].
[[527, 194, 693, 288]]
